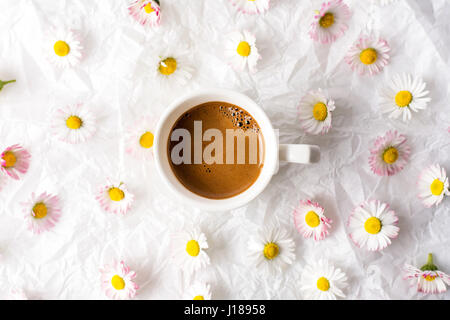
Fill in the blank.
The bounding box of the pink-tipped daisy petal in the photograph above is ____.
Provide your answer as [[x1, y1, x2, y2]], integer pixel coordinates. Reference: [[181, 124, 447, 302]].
[[21, 192, 61, 234], [96, 180, 134, 215], [100, 260, 139, 300], [309, 0, 352, 44], [128, 0, 161, 27], [1, 144, 31, 180], [369, 130, 410, 176], [345, 36, 390, 76], [293, 200, 332, 241], [403, 254, 450, 294]]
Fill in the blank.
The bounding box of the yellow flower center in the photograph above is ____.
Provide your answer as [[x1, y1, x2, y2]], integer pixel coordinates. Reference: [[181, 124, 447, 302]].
[[193, 295, 204, 300], [32, 202, 48, 219], [317, 277, 330, 291], [54, 40, 70, 57], [186, 240, 200, 257], [359, 48, 378, 65], [382, 147, 399, 164], [312, 102, 328, 121], [144, 3, 154, 13], [66, 115, 83, 130], [108, 187, 125, 201], [395, 90, 413, 108], [319, 12, 334, 28], [430, 179, 444, 196], [139, 131, 154, 149], [305, 211, 320, 228], [2, 151, 17, 168], [159, 57, 177, 76], [111, 275, 126, 290], [424, 274, 436, 282], [236, 41, 251, 57], [364, 217, 382, 235], [263, 242, 279, 260]]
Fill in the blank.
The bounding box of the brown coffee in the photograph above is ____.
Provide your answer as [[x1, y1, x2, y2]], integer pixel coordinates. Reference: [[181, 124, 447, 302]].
[[167, 101, 264, 199]]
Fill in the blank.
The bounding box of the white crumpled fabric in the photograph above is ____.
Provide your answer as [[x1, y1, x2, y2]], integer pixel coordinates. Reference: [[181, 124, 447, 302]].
[[0, 0, 449, 300]]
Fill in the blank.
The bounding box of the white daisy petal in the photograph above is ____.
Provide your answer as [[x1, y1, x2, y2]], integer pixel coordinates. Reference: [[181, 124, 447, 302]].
[[224, 30, 261, 73], [51, 103, 96, 144], [378, 73, 431, 122], [300, 259, 348, 300], [247, 226, 295, 276], [348, 200, 399, 251], [45, 29, 83, 69], [298, 89, 335, 135], [417, 164, 449, 207], [172, 227, 210, 277]]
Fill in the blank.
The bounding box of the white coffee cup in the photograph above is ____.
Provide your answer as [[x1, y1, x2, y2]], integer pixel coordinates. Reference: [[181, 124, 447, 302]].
[[154, 89, 320, 212]]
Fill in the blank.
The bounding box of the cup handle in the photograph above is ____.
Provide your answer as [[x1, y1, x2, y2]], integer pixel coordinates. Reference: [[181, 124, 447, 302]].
[[279, 144, 320, 164]]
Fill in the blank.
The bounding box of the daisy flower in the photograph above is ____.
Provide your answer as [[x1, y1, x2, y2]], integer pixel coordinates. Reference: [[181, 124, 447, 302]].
[[45, 28, 83, 68], [309, 0, 352, 44], [379, 74, 431, 122], [404, 253, 450, 294], [1, 144, 31, 180], [145, 34, 194, 89], [417, 164, 449, 208], [128, 0, 161, 27], [248, 226, 296, 276], [300, 259, 348, 300], [229, 0, 270, 14], [184, 282, 212, 300], [293, 200, 332, 241], [125, 117, 157, 160], [96, 180, 134, 215], [171, 227, 210, 276], [224, 30, 261, 73], [345, 36, 390, 76], [51, 103, 96, 144], [21, 192, 61, 234], [348, 200, 399, 251], [100, 260, 138, 300], [298, 89, 336, 135], [369, 130, 410, 176]]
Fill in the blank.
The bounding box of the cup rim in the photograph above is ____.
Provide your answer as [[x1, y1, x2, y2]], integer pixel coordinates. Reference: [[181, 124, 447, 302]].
[[154, 88, 278, 212]]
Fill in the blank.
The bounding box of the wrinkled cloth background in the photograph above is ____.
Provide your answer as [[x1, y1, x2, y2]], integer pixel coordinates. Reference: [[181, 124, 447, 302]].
[[0, 0, 449, 300]]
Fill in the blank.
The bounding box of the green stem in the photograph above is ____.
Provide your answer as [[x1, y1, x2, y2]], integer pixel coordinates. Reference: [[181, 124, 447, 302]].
[[0, 79, 16, 91], [420, 253, 438, 271]]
